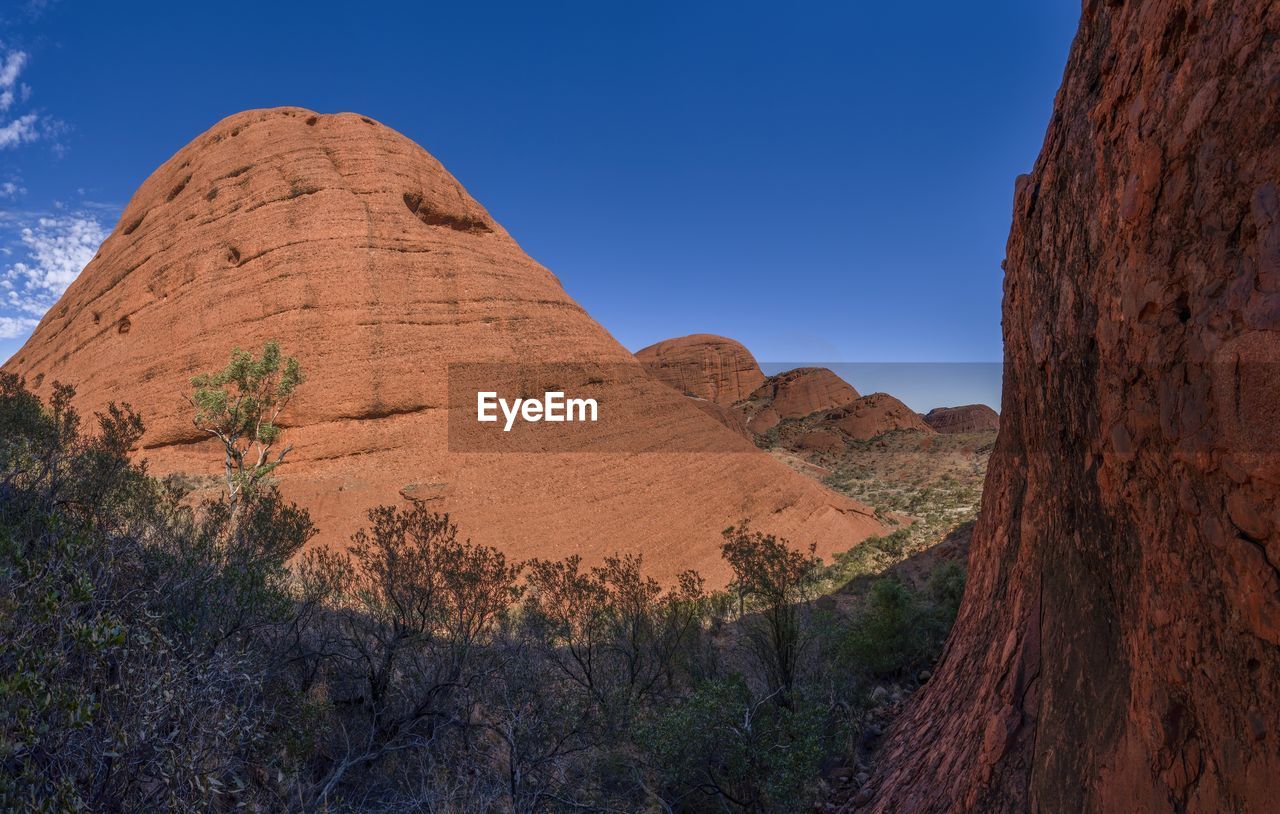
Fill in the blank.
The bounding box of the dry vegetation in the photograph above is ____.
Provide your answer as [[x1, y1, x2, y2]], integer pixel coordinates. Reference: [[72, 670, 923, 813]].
[[1, 348, 990, 813]]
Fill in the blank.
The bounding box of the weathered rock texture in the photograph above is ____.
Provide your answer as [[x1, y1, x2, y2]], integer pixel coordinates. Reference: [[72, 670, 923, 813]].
[[2, 108, 883, 585], [828, 393, 934, 441], [740, 367, 860, 434], [922, 404, 1000, 434], [857, 2, 1280, 811], [634, 333, 765, 405]]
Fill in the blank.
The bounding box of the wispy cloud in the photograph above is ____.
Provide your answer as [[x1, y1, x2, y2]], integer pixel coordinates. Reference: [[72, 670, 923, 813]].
[[0, 314, 38, 339], [0, 41, 57, 151], [0, 47, 28, 110], [2, 213, 109, 320], [0, 111, 38, 148]]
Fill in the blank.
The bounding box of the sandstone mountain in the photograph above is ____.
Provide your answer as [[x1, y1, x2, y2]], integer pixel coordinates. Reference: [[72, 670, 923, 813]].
[[857, 2, 1280, 811], [828, 393, 933, 442], [739, 367, 860, 434], [760, 392, 936, 459], [634, 333, 764, 406], [1, 108, 884, 585], [921, 404, 999, 434]]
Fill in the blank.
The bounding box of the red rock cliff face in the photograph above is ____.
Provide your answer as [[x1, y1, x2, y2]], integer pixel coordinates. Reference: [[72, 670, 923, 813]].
[[859, 2, 1280, 811]]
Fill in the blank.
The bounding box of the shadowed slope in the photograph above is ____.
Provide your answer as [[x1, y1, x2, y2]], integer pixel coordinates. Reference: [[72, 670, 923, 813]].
[[857, 2, 1280, 811]]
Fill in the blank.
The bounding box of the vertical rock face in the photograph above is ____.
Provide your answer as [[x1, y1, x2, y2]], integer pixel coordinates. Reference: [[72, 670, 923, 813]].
[[861, 2, 1280, 812], [922, 404, 1000, 434], [634, 333, 765, 405], [2, 108, 884, 585]]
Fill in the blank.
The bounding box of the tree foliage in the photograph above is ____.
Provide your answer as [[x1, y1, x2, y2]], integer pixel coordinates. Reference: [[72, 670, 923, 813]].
[[189, 340, 304, 513], [720, 522, 823, 705], [1, 364, 965, 813]]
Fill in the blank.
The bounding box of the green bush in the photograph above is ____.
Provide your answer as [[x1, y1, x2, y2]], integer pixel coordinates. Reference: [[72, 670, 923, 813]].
[[838, 576, 957, 681], [926, 560, 965, 622], [0, 361, 970, 812], [0, 373, 312, 812], [642, 676, 824, 813]]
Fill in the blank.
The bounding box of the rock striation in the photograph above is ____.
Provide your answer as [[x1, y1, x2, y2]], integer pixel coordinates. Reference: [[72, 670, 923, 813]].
[[828, 393, 933, 442], [634, 333, 764, 405], [856, 2, 1280, 811], [921, 404, 1000, 434], [2, 108, 884, 585], [740, 367, 860, 434]]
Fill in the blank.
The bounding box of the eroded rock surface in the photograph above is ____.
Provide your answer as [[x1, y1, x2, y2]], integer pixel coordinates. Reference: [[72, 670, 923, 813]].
[[740, 367, 860, 434], [922, 404, 1000, 434], [2, 108, 884, 585], [829, 393, 934, 442], [635, 333, 764, 405], [856, 2, 1280, 811]]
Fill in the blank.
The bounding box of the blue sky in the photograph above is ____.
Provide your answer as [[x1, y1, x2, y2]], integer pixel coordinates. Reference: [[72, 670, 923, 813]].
[[0, 1, 1079, 367]]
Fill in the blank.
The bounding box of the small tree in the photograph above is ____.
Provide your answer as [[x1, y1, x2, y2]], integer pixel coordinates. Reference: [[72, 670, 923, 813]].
[[720, 522, 822, 706], [524, 554, 706, 735], [296, 506, 523, 807], [189, 340, 304, 518]]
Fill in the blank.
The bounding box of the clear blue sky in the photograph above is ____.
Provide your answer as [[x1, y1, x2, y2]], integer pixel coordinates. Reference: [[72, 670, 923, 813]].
[[1, 0, 1079, 367]]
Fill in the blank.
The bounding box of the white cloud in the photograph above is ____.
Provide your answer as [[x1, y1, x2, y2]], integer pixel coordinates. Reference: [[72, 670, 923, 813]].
[[0, 47, 26, 111], [0, 180, 24, 198], [0, 314, 38, 339], [0, 111, 38, 148], [3, 213, 108, 319], [0, 43, 48, 150]]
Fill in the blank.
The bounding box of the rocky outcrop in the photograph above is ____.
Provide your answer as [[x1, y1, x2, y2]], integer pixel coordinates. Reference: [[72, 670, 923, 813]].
[[856, 2, 1280, 811], [921, 404, 1000, 434], [829, 393, 934, 441], [740, 367, 860, 434], [2, 107, 885, 585], [634, 333, 764, 405]]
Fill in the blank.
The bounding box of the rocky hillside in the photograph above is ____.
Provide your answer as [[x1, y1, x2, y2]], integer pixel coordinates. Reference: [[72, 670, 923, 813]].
[[739, 367, 861, 434], [1, 108, 884, 584], [855, 2, 1280, 811], [922, 404, 999, 434], [829, 393, 934, 442], [634, 333, 764, 405]]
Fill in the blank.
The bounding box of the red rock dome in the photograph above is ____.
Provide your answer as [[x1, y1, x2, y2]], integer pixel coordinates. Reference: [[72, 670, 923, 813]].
[[921, 404, 999, 434], [2, 107, 883, 585], [740, 367, 860, 433], [634, 333, 765, 406]]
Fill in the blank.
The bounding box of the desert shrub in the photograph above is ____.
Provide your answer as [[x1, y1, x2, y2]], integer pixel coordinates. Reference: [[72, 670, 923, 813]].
[[839, 573, 962, 681], [0, 360, 970, 812], [927, 559, 965, 622], [0, 374, 311, 812], [721, 523, 823, 704], [294, 505, 523, 809], [642, 676, 824, 813], [524, 554, 707, 733]]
